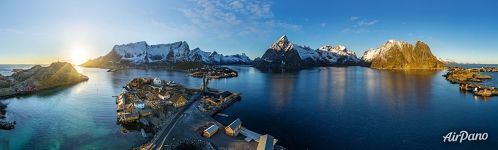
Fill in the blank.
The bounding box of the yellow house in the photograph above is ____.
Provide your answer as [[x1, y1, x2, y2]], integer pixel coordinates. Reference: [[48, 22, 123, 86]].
[[202, 124, 219, 138], [171, 95, 187, 108], [225, 118, 242, 136]]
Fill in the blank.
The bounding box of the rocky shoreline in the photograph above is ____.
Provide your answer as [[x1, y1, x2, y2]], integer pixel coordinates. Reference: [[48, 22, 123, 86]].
[[0, 62, 89, 130], [1, 101, 16, 130], [444, 67, 498, 98]]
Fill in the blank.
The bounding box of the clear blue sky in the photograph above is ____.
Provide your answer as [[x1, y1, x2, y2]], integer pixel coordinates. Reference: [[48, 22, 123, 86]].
[[0, 0, 497, 64]]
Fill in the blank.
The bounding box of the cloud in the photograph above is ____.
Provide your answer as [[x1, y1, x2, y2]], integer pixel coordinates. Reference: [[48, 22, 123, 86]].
[[179, 0, 300, 37], [350, 16, 359, 21], [354, 20, 379, 27], [342, 17, 380, 33]]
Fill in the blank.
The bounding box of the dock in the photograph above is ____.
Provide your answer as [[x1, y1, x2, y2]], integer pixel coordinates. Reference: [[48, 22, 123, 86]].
[[241, 127, 261, 142]]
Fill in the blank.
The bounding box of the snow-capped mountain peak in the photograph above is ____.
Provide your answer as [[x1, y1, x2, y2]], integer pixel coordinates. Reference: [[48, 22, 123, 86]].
[[254, 36, 362, 69], [82, 41, 252, 67], [271, 35, 294, 51], [362, 40, 410, 62], [361, 39, 444, 69]]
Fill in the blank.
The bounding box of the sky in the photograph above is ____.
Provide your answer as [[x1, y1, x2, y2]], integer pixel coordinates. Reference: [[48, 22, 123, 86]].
[[0, 0, 497, 64]]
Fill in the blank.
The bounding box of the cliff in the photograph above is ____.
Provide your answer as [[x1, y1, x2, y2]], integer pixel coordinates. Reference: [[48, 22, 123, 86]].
[[253, 35, 362, 69], [361, 40, 445, 69]]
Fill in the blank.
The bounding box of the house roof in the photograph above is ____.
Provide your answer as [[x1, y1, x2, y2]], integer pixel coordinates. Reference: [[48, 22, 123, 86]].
[[170, 95, 186, 103], [257, 134, 275, 150], [227, 118, 241, 130], [204, 124, 219, 134]]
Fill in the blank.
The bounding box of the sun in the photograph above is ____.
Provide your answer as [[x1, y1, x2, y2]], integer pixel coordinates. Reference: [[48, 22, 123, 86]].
[[70, 47, 89, 65]]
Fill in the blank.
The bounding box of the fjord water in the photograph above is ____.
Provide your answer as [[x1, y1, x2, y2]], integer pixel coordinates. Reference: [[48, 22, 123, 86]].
[[1, 65, 498, 149]]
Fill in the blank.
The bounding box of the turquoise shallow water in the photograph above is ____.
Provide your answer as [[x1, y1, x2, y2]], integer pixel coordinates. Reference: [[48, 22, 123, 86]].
[[1, 65, 498, 149]]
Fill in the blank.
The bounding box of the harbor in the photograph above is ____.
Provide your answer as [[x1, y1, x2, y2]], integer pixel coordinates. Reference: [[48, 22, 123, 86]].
[[116, 75, 283, 150]]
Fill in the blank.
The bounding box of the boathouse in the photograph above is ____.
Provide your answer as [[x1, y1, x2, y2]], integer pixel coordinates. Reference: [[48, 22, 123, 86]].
[[225, 118, 242, 136], [257, 134, 276, 150], [139, 109, 153, 117], [123, 113, 140, 122], [202, 124, 219, 138], [220, 91, 232, 101]]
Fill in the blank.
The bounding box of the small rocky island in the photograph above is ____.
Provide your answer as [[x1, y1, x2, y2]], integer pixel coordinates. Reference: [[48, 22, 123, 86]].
[[190, 66, 238, 79], [444, 66, 498, 97]]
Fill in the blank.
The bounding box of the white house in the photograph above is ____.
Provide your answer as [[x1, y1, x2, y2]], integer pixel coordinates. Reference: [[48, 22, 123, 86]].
[[153, 78, 162, 86], [158, 93, 171, 100], [134, 102, 145, 109]]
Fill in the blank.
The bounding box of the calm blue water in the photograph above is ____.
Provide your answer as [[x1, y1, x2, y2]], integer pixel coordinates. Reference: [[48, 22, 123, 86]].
[[1, 65, 498, 149]]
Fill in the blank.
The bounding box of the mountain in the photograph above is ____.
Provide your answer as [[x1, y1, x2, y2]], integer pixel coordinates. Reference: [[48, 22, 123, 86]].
[[438, 58, 459, 65], [361, 40, 445, 69], [253, 35, 362, 69], [1, 62, 89, 97], [81, 41, 251, 68]]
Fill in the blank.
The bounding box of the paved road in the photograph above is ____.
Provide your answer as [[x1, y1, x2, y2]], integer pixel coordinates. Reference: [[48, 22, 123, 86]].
[[149, 93, 201, 150]]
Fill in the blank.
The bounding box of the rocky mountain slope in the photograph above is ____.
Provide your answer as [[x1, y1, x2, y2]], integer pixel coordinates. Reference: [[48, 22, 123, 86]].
[[0, 62, 89, 97], [253, 35, 362, 69], [361, 40, 445, 69], [81, 41, 251, 68]]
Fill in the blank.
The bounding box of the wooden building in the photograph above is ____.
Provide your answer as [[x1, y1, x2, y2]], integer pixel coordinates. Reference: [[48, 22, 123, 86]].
[[202, 124, 219, 138], [171, 95, 187, 108], [225, 118, 242, 136]]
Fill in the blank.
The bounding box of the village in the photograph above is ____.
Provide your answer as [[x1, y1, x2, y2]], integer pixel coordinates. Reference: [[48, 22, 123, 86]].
[[445, 66, 498, 98], [116, 75, 282, 150]]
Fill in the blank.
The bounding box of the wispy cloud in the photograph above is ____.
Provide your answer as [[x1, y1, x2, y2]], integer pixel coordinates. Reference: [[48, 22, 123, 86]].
[[349, 16, 359, 21], [342, 17, 380, 33], [179, 0, 300, 37]]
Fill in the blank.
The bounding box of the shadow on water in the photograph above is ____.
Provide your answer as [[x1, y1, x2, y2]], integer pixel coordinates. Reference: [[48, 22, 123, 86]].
[[9, 81, 88, 100]]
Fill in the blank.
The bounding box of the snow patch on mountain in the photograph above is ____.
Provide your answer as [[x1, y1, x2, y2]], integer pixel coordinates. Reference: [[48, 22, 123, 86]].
[[97, 41, 251, 65], [362, 40, 409, 62]]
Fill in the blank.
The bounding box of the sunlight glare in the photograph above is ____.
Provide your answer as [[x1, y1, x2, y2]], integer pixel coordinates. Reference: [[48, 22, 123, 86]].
[[71, 47, 89, 65]]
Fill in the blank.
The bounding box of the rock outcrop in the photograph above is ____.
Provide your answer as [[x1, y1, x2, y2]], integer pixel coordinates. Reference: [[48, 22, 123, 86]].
[[361, 40, 445, 69], [81, 41, 251, 69], [0, 62, 88, 98], [253, 35, 362, 69]]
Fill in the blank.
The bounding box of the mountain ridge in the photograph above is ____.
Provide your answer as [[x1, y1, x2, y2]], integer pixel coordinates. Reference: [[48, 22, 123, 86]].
[[81, 41, 252, 68], [253, 35, 363, 69]]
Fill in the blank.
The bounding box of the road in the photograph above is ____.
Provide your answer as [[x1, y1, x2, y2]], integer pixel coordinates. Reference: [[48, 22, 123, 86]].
[[148, 93, 201, 150]]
